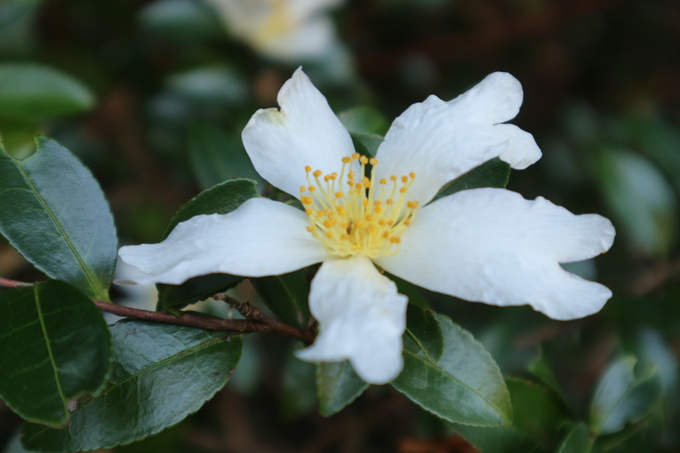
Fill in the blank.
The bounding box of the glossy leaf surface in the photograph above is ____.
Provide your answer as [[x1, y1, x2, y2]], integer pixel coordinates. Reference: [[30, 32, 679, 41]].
[[316, 361, 368, 417], [0, 281, 111, 428], [0, 138, 117, 300], [22, 320, 242, 452], [392, 314, 511, 426]]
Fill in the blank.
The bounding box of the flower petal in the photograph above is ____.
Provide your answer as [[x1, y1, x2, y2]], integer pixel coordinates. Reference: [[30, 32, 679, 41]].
[[257, 16, 336, 61], [242, 68, 357, 198], [376, 188, 615, 320], [117, 198, 327, 285], [374, 72, 541, 206], [296, 255, 408, 384]]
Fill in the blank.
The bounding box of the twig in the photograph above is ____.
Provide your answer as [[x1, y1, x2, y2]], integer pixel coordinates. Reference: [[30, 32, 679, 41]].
[[0, 277, 32, 288], [213, 293, 271, 323], [0, 277, 315, 344]]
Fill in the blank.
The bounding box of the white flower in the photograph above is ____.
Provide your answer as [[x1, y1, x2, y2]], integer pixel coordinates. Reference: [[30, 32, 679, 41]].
[[203, 0, 343, 62], [118, 69, 615, 384]]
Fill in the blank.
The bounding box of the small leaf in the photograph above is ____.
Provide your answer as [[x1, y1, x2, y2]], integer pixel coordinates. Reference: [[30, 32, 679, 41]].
[[435, 158, 511, 200], [589, 356, 662, 435], [316, 361, 369, 417], [392, 314, 511, 426], [0, 281, 111, 428], [338, 106, 389, 135], [350, 132, 383, 158], [0, 63, 94, 120], [22, 320, 242, 452], [251, 270, 310, 328], [557, 423, 593, 453], [187, 123, 261, 190], [0, 137, 117, 300], [157, 179, 258, 310]]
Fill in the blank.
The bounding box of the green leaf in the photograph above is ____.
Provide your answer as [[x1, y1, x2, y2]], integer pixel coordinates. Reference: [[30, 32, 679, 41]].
[[435, 158, 511, 200], [350, 132, 383, 158], [392, 313, 511, 426], [22, 320, 242, 452], [0, 137, 117, 301], [0, 280, 111, 428], [163, 178, 259, 237], [504, 378, 568, 444], [453, 423, 537, 453], [281, 352, 317, 420], [157, 178, 259, 310], [596, 147, 676, 257], [187, 123, 261, 190], [405, 303, 444, 362], [0, 63, 94, 120], [316, 361, 369, 417], [589, 356, 662, 435], [156, 273, 242, 311], [338, 106, 389, 135], [557, 423, 593, 453], [528, 350, 566, 402], [251, 270, 310, 328]]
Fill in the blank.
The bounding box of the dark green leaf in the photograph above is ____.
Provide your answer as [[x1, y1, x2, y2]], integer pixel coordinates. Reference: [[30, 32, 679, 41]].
[[435, 158, 511, 200], [281, 352, 317, 420], [0, 63, 94, 120], [504, 378, 568, 444], [589, 356, 662, 435], [0, 281, 111, 428], [405, 304, 444, 362], [22, 320, 242, 452], [156, 273, 242, 311], [187, 123, 261, 190], [453, 423, 537, 453], [0, 137, 117, 300], [162, 178, 259, 238], [338, 106, 389, 135], [316, 361, 368, 417], [157, 178, 259, 310], [528, 350, 566, 402], [251, 270, 310, 328], [557, 423, 593, 453], [392, 314, 511, 426], [350, 132, 383, 158]]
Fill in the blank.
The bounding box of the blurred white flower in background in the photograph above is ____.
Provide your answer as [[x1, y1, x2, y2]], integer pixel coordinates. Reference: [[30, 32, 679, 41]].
[[204, 0, 344, 62]]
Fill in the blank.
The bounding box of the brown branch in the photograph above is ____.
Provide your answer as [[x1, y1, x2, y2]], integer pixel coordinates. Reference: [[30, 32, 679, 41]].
[[0, 277, 32, 288], [0, 277, 315, 344]]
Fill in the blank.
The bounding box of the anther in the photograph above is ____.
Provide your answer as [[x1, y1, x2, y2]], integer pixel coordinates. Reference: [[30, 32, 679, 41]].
[[305, 166, 312, 172], [313, 170, 322, 177]]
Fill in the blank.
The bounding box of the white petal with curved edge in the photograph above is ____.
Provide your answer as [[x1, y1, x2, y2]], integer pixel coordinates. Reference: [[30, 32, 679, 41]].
[[117, 198, 327, 285], [242, 68, 357, 198], [376, 188, 615, 320], [374, 73, 541, 206], [296, 255, 408, 384], [447, 72, 524, 124]]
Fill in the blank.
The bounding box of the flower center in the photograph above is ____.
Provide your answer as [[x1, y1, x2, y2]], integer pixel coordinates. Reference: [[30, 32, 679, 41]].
[[300, 153, 419, 259]]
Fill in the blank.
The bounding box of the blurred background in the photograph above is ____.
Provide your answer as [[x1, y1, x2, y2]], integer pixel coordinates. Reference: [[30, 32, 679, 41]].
[[1, 0, 680, 452]]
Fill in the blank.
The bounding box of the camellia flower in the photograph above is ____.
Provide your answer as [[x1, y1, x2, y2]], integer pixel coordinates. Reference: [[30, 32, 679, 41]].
[[118, 69, 615, 384], [203, 0, 343, 62]]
